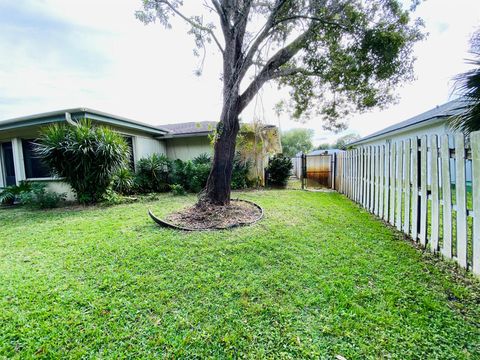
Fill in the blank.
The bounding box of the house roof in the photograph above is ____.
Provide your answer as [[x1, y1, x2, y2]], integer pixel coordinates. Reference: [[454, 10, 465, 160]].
[[0, 108, 170, 136], [160, 121, 218, 137], [351, 98, 469, 145]]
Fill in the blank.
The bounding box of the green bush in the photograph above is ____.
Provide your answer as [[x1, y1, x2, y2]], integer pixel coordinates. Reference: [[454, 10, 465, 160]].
[[267, 154, 292, 187], [0, 181, 32, 205], [171, 153, 251, 193], [231, 156, 252, 190], [170, 160, 205, 193], [170, 184, 187, 196], [35, 120, 129, 204], [134, 154, 172, 193], [112, 168, 134, 195], [19, 182, 65, 209]]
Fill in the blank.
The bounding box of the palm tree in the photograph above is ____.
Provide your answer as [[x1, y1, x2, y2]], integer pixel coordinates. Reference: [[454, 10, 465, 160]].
[[450, 29, 480, 134]]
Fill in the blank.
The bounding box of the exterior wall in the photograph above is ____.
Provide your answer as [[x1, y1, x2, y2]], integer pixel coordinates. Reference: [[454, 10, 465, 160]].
[[0, 123, 166, 201], [166, 136, 212, 161], [134, 136, 167, 164], [355, 119, 451, 147], [353, 118, 472, 183]]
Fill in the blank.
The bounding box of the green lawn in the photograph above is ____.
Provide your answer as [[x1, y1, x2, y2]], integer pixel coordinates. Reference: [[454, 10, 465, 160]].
[[1, 190, 479, 359]]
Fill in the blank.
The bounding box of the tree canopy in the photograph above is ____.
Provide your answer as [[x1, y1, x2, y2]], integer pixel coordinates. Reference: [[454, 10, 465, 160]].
[[281, 128, 314, 157], [136, 0, 424, 204]]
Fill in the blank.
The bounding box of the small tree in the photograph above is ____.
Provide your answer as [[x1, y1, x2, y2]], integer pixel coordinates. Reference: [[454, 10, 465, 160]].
[[281, 128, 314, 157], [35, 120, 129, 204]]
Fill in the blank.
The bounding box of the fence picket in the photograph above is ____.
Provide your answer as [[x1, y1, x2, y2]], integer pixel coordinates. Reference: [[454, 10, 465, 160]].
[[404, 139, 411, 236], [384, 142, 391, 221], [472, 131, 480, 275], [430, 135, 440, 253], [455, 134, 468, 268], [369, 146, 374, 212], [389, 142, 397, 226], [374, 146, 380, 216], [419, 136, 428, 246], [441, 135, 452, 258], [396, 141, 404, 230], [365, 147, 372, 209], [379, 145, 385, 219], [411, 138, 419, 242]]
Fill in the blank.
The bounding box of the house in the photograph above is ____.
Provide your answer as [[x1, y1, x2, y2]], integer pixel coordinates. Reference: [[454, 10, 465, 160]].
[[0, 108, 214, 197], [161, 121, 216, 161], [0, 108, 279, 197], [350, 98, 472, 183], [350, 99, 467, 147]]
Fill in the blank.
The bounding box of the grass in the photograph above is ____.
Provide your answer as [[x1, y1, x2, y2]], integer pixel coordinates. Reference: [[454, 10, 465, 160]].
[[1, 190, 479, 359]]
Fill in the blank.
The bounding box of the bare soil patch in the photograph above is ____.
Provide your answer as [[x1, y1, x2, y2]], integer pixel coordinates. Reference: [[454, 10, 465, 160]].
[[164, 199, 263, 230]]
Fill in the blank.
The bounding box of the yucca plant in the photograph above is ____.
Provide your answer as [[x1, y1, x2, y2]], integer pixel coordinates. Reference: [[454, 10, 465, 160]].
[[450, 29, 480, 134], [112, 167, 135, 195], [35, 119, 129, 204], [135, 154, 171, 193]]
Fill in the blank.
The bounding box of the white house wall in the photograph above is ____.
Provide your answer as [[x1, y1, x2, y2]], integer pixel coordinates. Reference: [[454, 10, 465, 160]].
[[134, 136, 167, 162], [353, 118, 472, 183], [166, 137, 212, 161]]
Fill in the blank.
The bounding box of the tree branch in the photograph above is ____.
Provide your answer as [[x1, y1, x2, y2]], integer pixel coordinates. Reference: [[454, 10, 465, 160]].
[[210, 0, 232, 40], [237, 0, 289, 83], [159, 0, 224, 53], [238, 24, 317, 112]]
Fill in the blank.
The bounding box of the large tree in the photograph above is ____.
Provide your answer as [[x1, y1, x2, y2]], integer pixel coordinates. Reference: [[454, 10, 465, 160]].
[[281, 128, 314, 157], [137, 0, 424, 205]]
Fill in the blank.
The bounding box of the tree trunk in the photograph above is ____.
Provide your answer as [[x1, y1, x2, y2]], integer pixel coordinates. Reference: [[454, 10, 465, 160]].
[[201, 99, 240, 206]]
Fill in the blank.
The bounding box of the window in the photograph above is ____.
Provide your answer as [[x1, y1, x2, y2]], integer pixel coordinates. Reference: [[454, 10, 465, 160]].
[[124, 136, 135, 169], [22, 139, 52, 179]]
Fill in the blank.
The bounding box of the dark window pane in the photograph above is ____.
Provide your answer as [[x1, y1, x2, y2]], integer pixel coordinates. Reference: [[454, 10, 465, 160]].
[[2, 142, 16, 185], [123, 136, 135, 169], [22, 139, 51, 178]]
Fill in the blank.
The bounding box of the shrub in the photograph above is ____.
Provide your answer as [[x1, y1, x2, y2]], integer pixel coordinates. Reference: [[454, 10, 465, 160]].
[[35, 120, 129, 204], [19, 182, 65, 209], [134, 154, 171, 193], [171, 154, 251, 193], [192, 153, 212, 165], [0, 181, 32, 205], [231, 156, 252, 190], [267, 154, 292, 187], [170, 184, 187, 196], [112, 168, 134, 195]]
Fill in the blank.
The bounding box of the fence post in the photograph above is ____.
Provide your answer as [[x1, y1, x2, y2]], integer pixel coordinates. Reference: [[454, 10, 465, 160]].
[[389, 142, 397, 226], [455, 133, 468, 268], [419, 135, 428, 246], [384, 142, 391, 221], [396, 141, 404, 230], [411, 138, 419, 242], [440, 135, 452, 258], [471, 131, 480, 275], [404, 139, 411, 236], [430, 135, 440, 253]]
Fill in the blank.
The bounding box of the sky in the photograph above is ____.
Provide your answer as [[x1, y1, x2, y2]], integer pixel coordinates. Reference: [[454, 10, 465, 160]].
[[0, 0, 479, 145]]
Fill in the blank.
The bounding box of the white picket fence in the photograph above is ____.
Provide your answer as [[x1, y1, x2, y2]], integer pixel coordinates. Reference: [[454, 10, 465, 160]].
[[337, 131, 480, 275]]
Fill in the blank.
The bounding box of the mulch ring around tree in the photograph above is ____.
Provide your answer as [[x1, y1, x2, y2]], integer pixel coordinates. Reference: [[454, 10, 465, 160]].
[[148, 199, 263, 231]]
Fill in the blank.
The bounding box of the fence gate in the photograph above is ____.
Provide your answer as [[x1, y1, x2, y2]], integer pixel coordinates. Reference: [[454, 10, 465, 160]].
[[299, 153, 335, 189]]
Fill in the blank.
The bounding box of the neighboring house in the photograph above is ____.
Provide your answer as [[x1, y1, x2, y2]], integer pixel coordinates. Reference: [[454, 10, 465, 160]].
[[350, 99, 466, 147], [350, 98, 472, 183], [0, 108, 279, 197]]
